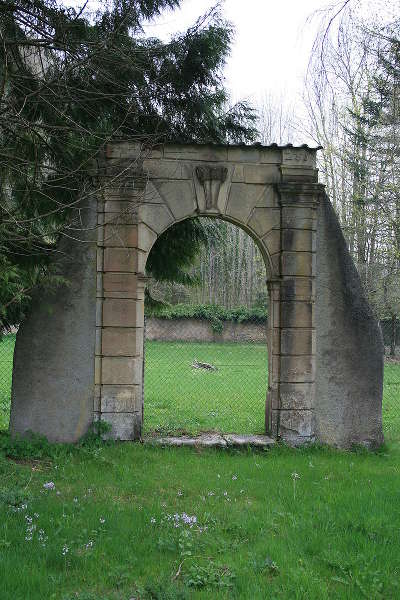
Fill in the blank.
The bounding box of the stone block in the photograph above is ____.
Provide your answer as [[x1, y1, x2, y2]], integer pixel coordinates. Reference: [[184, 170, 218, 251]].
[[247, 207, 281, 237], [103, 273, 137, 295], [139, 203, 174, 234], [104, 179, 139, 199], [259, 148, 282, 164], [103, 247, 138, 273], [164, 144, 228, 162], [262, 229, 281, 256], [95, 327, 102, 355], [142, 159, 191, 180], [244, 164, 280, 184], [137, 223, 158, 252], [95, 357, 101, 385], [281, 252, 313, 277], [106, 141, 141, 159], [153, 180, 197, 221], [232, 164, 245, 182], [102, 298, 139, 327], [270, 254, 280, 277], [281, 207, 316, 230], [268, 299, 281, 330], [143, 181, 166, 204], [282, 229, 314, 252], [278, 383, 315, 410], [225, 184, 276, 224], [271, 356, 280, 382], [280, 355, 315, 383], [94, 385, 101, 412], [280, 328, 315, 355], [96, 298, 102, 327], [96, 248, 103, 272], [101, 327, 143, 356], [101, 412, 141, 440], [103, 290, 136, 299], [278, 409, 314, 440], [277, 301, 313, 328], [102, 157, 142, 176], [280, 165, 317, 183], [104, 199, 139, 215], [101, 356, 142, 385], [101, 385, 141, 412], [223, 434, 274, 447], [103, 225, 138, 248], [97, 273, 103, 295], [282, 148, 316, 167], [227, 147, 260, 162], [280, 277, 314, 301], [102, 210, 138, 226]]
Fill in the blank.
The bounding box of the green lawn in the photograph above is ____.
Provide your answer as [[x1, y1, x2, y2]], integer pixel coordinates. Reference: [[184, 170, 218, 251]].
[[144, 340, 268, 435], [1, 441, 400, 599], [0, 336, 400, 598]]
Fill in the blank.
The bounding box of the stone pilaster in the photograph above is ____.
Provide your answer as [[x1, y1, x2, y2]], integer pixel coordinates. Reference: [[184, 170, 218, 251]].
[[96, 190, 144, 440], [274, 182, 324, 444]]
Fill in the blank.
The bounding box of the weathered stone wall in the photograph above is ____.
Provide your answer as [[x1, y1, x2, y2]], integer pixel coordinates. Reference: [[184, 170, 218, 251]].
[[9, 202, 97, 443], [315, 194, 384, 448], [145, 318, 268, 343]]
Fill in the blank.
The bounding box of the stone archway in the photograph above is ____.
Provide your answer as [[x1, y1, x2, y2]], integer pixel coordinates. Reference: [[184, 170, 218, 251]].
[[9, 142, 384, 448]]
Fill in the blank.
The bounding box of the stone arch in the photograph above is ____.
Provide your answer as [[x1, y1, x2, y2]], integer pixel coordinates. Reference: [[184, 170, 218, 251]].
[[9, 142, 384, 448], [94, 143, 321, 443]]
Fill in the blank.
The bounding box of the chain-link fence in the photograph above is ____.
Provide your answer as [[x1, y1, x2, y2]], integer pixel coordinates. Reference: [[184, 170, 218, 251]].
[[0, 324, 399, 440], [142, 315, 400, 439], [143, 313, 269, 436], [0, 334, 15, 430]]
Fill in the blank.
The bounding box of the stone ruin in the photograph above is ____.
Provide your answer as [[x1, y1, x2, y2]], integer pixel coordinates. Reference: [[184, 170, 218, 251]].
[[9, 142, 384, 447]]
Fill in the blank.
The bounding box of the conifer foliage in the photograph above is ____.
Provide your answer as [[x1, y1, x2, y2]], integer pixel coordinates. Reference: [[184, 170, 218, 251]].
[[0, 0, 256, 327]]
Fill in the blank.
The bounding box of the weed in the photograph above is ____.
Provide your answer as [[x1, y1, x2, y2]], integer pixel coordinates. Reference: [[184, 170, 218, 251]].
[[184, 560, 235, 589]]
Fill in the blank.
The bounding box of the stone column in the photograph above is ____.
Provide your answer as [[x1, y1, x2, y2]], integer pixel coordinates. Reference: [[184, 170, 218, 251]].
[[96, 189, 144, 439], [274, 183, 323, 444], [266, 279, 281, 436]]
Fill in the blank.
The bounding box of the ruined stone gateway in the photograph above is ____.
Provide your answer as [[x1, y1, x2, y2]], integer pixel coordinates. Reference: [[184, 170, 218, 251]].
[[10, 142, 384, 447]]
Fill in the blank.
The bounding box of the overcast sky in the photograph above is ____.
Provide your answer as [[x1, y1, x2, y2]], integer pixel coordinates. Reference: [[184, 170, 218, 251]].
[[144, 0, 330, 105]]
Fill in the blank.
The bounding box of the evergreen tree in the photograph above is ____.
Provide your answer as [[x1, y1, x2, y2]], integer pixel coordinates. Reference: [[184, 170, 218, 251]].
[[0, 0, 256, 327]]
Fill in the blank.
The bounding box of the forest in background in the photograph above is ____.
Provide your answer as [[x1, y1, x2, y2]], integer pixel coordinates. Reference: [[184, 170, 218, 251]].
[[152, 2, 399, 357]]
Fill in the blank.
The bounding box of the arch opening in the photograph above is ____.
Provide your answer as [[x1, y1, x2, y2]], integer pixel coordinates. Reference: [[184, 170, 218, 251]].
[[142, 216, 272, 437]]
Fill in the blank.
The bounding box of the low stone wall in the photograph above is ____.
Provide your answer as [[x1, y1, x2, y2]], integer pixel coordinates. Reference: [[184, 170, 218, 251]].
[[145, 317, 267, 343]]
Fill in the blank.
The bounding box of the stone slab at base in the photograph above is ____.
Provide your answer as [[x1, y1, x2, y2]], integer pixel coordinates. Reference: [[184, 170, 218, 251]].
[[148, 433, 275, 448]]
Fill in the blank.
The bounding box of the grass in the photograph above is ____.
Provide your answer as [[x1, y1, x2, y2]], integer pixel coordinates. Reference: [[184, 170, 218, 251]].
[[1, 440, 400, 599], [144, 340, 268, 435], [0, 336, 400, 598]]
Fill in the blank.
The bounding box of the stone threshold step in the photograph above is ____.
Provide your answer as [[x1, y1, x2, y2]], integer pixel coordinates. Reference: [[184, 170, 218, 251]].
[[146, 433, 275, 448]]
